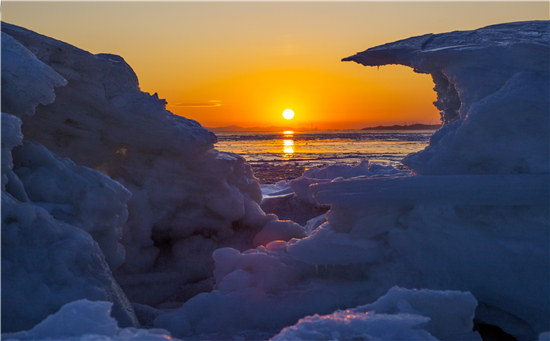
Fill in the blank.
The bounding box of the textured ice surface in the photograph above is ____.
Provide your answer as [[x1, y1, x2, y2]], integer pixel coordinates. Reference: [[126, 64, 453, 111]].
[[344, 21, 549, 175], [2, 181, 137, 332], [271, 287, 481, 341], [272, 312, 436, 341], [1, 29, 137, 332], [154, 243, 403, 338], [353, 287, 480, 341], [2, 300, 178, 341], [12, 140, 131, 270], [261, 160, 408, 225], [2, 22, 299, 307], [1, 32, 66, 118]]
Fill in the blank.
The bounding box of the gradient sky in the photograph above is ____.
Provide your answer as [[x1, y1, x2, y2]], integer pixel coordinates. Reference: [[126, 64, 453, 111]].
[[3, 1, 548, 129]]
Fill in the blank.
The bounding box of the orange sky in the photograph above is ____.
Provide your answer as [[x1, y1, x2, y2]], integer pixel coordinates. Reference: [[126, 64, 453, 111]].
[[3, 2, 548, 129]]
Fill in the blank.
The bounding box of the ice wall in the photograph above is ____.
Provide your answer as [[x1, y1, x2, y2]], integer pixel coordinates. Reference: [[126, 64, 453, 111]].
[[1, 22, 304, 308], [344, 21, 549, 175], [2, 29, 139, 332]]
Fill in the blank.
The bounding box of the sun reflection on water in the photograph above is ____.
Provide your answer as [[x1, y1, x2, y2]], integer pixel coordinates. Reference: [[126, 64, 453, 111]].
[[283, 139, 294, 156], [282, 131, 294, 159]]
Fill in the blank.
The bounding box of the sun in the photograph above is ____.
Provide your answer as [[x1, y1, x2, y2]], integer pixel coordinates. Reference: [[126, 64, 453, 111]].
[[283, 109, 295, 120]]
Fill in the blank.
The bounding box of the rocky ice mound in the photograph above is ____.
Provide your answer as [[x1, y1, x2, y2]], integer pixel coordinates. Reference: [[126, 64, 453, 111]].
[[272, 287, 480, 341], [2, 300, 177, 341], [2, 33, 138, 332], [261, 160, 408, 226], [344, 21, 549, 175]]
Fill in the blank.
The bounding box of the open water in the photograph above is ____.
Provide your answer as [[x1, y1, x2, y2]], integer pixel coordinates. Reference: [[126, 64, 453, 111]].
[[214, 130, 434, 183]]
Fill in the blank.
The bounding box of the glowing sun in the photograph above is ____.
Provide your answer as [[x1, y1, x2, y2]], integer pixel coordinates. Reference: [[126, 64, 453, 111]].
[[282, 109, 295, 120]]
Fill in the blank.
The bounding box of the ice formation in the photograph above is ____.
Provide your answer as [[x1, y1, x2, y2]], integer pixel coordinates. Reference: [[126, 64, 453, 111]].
[[261, 161, 408, 225], [343, 21, 549, 175], [1, 30, 137, 332], [2, 300, 179, 341], [2, 22, 304, 311], [2, 19, 549, 341], [272, 287, 481, 341]]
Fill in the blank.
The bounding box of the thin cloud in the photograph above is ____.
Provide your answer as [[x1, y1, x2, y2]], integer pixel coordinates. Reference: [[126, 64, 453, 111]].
[[169, 100, 222, 108]]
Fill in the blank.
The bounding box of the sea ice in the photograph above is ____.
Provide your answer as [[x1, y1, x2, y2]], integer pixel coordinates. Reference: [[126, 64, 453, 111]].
[[271, 287, 481, 341], [272, 311, 437, 341], [12, 140, 131, 270], [2, 185, 138, 332], [1, 32, 66, 117], [2, 26, 138, 332], [261, 160, 409, 225], [2, 300, 177, 341]]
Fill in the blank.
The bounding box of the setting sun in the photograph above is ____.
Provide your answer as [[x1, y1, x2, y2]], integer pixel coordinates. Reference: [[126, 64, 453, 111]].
[[283, 109, 295, 120]]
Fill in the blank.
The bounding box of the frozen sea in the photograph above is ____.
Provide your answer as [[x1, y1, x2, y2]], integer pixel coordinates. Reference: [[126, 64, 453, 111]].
[[214, 130, 434, 183]]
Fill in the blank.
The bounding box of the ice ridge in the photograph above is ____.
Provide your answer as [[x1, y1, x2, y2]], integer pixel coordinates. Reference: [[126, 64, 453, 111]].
[[344, 20, 550, 175]]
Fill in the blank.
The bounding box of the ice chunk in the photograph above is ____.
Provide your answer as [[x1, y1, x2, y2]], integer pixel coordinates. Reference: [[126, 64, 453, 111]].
[[1, 32, 66, 118], [261, 180, 293, 197], [212, 247, 302, 294], [261, 190, 329, 226], [289, 176, 332, 204], [1, 193, 138, 332], [354, 286, 481, 341], [271, 286, 481, 341], [13, 140, 131, 270], [2, 113, 27, 201], [311, 174, 550, 208], [287, 223, 382, 265], [271, 311, 436, 341], [2, 299, 176, 341], [252, 219, 307, 247], [261, 161, 407, 226], [344, 21, 549, 175], [303, 214, 327, 234]]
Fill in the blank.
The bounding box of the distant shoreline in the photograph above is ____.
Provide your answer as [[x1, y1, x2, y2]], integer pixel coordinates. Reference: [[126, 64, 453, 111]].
[[206, 125, 300, 132], [207, 123, 442, 132], [361, 123, 442, 131]]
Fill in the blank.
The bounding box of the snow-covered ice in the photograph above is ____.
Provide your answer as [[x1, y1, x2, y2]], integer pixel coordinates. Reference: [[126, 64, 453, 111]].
[[1, 32, 67, 118], [2, 300, 178, 341], [271, 287, 481, 341], [2, 27, 137, 332], [260, 160, 408, 226], [344, 20, 549, 176]]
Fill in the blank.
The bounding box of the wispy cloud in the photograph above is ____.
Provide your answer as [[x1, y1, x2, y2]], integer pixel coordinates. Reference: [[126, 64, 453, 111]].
[[169, 100, 222, 108]]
